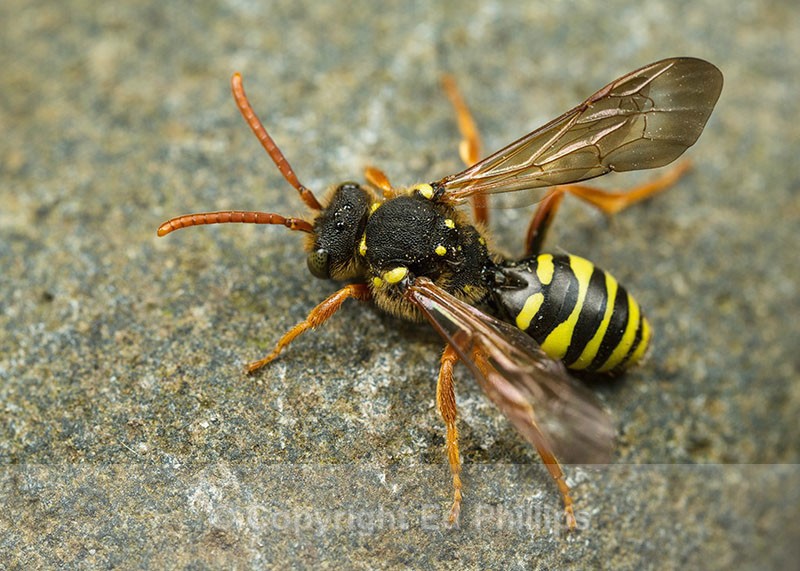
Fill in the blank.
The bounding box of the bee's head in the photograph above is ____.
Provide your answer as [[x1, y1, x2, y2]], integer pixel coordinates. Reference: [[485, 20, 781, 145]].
[[306, 182, 372, 280]]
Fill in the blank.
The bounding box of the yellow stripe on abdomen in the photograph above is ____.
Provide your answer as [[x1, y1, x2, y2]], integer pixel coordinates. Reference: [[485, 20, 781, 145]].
[[626, 315, 652, 367], [569, 271, 619, 370], [536, 254, 554, 285], [515, 292, 545, 331], [596, 291, 641, 373], [539, 256, 594, 360]]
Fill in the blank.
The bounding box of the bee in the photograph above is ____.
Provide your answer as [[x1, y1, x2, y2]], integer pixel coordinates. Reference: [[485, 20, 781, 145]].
[[158, 58, 723, 529]]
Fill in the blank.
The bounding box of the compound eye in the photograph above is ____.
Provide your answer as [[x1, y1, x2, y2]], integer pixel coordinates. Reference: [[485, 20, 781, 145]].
[[307, 248, 331, 279]]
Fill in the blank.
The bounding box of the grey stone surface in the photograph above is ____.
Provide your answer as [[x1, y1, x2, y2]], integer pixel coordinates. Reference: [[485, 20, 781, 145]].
[[1, 0, 798, 568]]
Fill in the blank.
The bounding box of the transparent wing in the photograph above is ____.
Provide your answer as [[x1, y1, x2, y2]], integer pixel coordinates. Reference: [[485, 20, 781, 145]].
[[438, 57, 723, 202], [405, 277, 615, 464]]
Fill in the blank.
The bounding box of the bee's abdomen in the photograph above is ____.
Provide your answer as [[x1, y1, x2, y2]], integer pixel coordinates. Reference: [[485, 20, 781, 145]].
[[493, 254, 651, 374]]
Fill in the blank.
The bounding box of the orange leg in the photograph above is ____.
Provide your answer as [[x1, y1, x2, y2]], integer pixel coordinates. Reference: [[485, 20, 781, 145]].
[[441, 74, 487, 226], [246, 283, 371, 373], [533, 443, 577, 530], [364, 166, 396, 200], [437, 344, 463, 525], [471, 348, 577, 530], [524, 188, 566, 257], [524, 161, 693, 256]]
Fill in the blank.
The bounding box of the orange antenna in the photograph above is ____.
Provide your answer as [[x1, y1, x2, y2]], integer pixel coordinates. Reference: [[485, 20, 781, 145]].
[[157, 210, 313, 237], [231, 73, 322, 211]]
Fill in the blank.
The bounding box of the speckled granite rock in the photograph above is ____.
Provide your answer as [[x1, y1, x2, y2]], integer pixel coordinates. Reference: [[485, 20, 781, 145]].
[[1, 0, 798, 568]]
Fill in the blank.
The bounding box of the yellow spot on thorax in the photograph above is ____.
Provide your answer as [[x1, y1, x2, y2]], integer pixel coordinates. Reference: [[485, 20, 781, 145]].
[[372, 276, 384, 288], [444, 218, 455, 229], [370, 202, 381, 213], [383, 266, 408, 284], [413, 183, 434, 199], [435, 245, 447, 256]]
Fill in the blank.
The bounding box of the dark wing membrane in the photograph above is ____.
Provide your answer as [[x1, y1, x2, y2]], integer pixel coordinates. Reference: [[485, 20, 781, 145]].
[[439, 57, 723, 202], [406, 277, 615, 464]]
